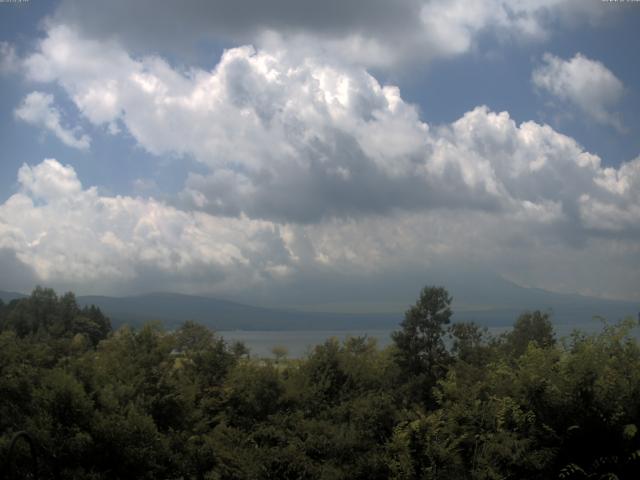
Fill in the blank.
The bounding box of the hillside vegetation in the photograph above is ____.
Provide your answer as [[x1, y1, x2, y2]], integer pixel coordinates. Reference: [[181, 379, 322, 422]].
[[1, 286, 639, 479]]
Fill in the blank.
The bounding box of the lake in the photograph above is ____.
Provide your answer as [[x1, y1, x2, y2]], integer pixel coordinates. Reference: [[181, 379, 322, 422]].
[[219, 329, 394, 358], [219, 321, 618, 358]]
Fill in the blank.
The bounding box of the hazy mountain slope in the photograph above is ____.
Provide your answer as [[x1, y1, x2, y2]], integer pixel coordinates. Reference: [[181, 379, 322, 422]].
[[397, 270, 639, 326], [2, 281, 637, 331], [77, 292, 398, 331], [77, 287, 638, 331], [0, 290, 27, 303]]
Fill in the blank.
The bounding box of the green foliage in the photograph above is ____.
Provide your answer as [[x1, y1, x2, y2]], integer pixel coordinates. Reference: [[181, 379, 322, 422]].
[[449, 321, 493, 367], [391, 286, 453, 405], [388, 410, 466, 479], [0, 286, 639, 479], [506, 310, 556, 358], [1, 287, 110, 346], [223, 362, 284, 428]]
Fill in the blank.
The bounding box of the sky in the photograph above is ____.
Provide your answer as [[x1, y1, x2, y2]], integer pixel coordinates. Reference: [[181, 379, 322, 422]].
[[0, 0, 639, 311]]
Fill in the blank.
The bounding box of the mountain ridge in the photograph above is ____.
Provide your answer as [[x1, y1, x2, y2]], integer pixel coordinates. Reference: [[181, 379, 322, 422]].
[[2, 283, 638, 331]]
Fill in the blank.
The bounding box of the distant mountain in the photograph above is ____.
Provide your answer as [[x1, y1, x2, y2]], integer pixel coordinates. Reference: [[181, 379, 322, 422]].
[[418, 269, 639, 322], [76, 293, 399, 331], [0, 290, 26, 303], [2, 284, 638, 331], [76, 289, 638, 331], [446, 278, 640, 327]]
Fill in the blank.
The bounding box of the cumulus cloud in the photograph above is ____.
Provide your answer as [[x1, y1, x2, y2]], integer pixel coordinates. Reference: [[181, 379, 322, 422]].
[[20, 26, 640, 237], [0, 159, 295, 294], [22, 26, 438, 221], [5, 22, 639, 301], [17, 158, 83, 201], [52, 0, 604, 68], [0, 158, 638, 301], [532, 52, 625, 130], [15, 91, 91, 150]]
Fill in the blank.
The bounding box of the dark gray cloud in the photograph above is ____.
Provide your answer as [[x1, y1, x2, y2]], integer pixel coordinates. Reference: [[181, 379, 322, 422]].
[[182, 127, 502, 223], [53, 0, 605, 67], [54, 0, 419, 55]]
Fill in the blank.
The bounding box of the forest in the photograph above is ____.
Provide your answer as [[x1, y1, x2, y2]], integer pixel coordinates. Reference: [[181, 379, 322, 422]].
[[1, 286, 639, 479]]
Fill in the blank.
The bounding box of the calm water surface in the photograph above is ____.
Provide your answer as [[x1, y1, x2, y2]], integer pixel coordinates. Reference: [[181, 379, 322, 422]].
[[219, 322, 614, 358]]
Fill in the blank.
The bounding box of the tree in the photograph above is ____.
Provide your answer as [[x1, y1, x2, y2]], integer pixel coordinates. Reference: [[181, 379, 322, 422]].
[[506, 310, 555, 357], [392, 286, 452, 404], [223, 362, 284, 428], [449, 321, 492, 366], [2, 288, 111, 344], [175, 320, 215, 352]]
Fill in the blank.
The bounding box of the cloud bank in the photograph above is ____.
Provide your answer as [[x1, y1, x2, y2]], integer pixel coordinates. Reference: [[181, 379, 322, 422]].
[[19, 25, 640, 233], [1, 13, 638, 303], [1, 156, 638, 301], [0, 159, 291, 294]]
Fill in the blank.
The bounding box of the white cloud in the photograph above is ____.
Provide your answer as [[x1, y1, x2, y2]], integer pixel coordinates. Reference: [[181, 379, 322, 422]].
[[0, 158, 638, 301], [532, 52, 625, 130], [14, 91, 91, 150], [17, 159, 83, 201], [419, 0, 555, 58], [20, 25, 640, 237], [0, 159, 293, 294], [22, 27, 434, 220], [5, 23, 639, 301], [0, 42, 19, 74]]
